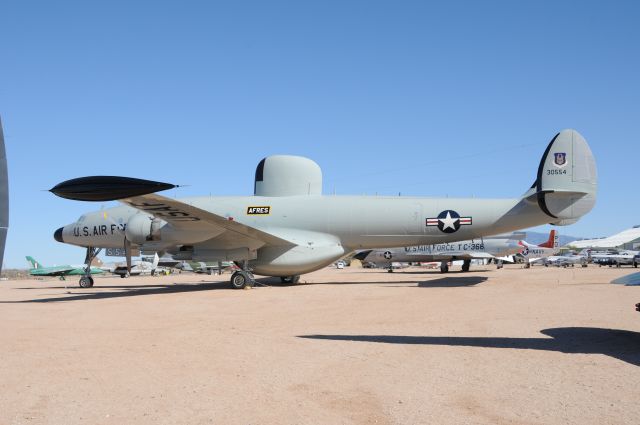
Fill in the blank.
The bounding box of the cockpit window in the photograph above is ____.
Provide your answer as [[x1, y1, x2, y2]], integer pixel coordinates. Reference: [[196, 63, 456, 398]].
[[78, 215, 86, 222]]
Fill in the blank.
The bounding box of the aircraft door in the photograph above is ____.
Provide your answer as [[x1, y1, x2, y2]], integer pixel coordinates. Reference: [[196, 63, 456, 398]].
[[411, 203, 424, 234]]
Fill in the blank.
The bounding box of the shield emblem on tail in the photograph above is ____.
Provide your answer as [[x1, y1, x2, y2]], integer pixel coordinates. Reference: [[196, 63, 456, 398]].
[[553, 152, 567, 168]]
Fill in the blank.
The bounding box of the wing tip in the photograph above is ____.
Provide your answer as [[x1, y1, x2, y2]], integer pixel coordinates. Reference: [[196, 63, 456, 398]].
[[50, 176, 176, 202]]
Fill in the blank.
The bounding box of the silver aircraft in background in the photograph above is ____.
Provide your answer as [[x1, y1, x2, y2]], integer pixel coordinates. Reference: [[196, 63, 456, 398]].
[[50, 129, 597, 288], [354, 233, 525, 273]]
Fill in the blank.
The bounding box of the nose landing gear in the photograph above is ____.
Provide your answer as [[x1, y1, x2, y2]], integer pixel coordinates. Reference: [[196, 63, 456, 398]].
[[78, 246, 101, 288]]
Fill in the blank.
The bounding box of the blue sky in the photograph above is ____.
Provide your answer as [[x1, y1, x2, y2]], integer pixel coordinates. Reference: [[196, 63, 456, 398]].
[[1, 1, 639, 268]]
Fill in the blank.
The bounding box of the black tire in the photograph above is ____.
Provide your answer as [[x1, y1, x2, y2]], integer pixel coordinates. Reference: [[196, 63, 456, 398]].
[[79, 276, 93, 288], [461, 260, 471, 272], [634, 262, 638, 268], [230, 271, 253, 289], [440, 265, 449, 273], [280, 275, 301, 284], [387, 268, 394, 273]]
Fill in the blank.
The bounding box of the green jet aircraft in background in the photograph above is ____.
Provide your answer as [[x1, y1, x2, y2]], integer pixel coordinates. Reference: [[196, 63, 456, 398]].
[[26, 256, 104, 280]]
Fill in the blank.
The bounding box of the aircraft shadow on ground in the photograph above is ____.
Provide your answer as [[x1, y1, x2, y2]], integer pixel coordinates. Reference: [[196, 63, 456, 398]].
[[299, 327, 640, 366], [417, 276, 487, 287], [255, 278, 421, 287], [5, 275, 488, 302], [392, 269, 493, 275], [1, 282, 231, 303], [257, 276, 487, 288]]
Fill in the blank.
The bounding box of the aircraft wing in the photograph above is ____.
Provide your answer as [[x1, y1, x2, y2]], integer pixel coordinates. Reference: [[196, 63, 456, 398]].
[[467, 252, 495, 259], [119, 193, 292, 247], [569, 227, 640, 249]]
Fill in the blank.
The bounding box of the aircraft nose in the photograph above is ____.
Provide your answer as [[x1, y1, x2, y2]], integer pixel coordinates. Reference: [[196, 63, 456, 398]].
[[54, 227, 64, 243]]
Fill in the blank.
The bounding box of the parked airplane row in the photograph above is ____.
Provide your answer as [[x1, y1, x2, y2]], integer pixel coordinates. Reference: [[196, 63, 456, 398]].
[[25, 255, 236, 280]]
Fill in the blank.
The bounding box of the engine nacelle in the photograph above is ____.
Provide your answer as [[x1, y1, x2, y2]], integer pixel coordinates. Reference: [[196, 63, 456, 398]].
[[125, 213, 153, 244], [251, 243, 347, 277]]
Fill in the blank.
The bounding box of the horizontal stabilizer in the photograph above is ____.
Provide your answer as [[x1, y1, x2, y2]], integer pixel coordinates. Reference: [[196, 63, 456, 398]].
[[352, 250, 373, 261], [50, 176, 176, 202]]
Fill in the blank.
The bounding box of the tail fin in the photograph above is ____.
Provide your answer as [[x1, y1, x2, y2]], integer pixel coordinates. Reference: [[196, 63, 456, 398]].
[[26, 256, 42, 269], [538, 230, 558, 248], [524, 129, 597, 225]]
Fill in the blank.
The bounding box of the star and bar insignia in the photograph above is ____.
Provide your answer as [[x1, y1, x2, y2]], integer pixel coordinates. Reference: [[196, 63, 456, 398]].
[[426, 210, 472, 233]]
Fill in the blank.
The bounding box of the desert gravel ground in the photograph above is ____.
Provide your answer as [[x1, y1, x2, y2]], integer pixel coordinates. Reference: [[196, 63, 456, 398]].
[[0, 265, 639, 425]]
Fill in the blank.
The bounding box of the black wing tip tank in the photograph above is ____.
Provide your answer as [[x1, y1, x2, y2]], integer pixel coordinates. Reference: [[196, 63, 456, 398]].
[[50, 176, 176, 202]]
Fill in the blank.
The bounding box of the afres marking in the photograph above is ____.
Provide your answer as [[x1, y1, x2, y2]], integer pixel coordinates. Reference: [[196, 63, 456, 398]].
[[247, 206, 271, 215]]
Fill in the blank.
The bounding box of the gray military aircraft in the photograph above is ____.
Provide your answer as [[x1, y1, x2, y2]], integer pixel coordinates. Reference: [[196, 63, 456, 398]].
[[354, 233, 525, 273], [50, 129, 597, 289]]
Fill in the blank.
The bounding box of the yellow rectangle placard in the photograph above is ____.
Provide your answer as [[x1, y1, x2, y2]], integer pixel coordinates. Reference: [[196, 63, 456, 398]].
[[247, 206, 271, 215]]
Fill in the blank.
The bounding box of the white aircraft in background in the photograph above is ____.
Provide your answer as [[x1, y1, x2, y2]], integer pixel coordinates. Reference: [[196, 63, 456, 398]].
[[101, 253, 162, 278], [519, 230, 561, 267], [355, 233, 524, 273], [543, 251, 589, 267]]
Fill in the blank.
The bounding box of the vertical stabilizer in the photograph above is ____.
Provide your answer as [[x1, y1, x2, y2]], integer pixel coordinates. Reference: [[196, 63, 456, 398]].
[[0, 117, 8, 275], [26, 256, 41, 269], [538, 230, 557, 248], [535, 130, 597, 222]]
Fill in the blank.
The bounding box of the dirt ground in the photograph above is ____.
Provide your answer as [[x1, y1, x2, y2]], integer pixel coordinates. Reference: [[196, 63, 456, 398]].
[[0, 264, 639, 425]]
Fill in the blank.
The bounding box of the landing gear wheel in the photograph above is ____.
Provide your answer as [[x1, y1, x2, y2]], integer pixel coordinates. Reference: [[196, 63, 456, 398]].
[[230, 271, 254, 289], [461, 260, 471, 272], [280, 275, 301, 284], [79, 276, 94, 288], [387, 268, 394, 273], [440, 263, 449, 273]]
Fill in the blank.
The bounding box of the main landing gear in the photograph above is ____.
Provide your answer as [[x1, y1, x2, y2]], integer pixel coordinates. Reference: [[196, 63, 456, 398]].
[[280, 275, 301, 284], [230, 261, 256, 289], [440, 261, 449, 273], [461, 259, 471, 272], [78, 246, 101, 288]]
